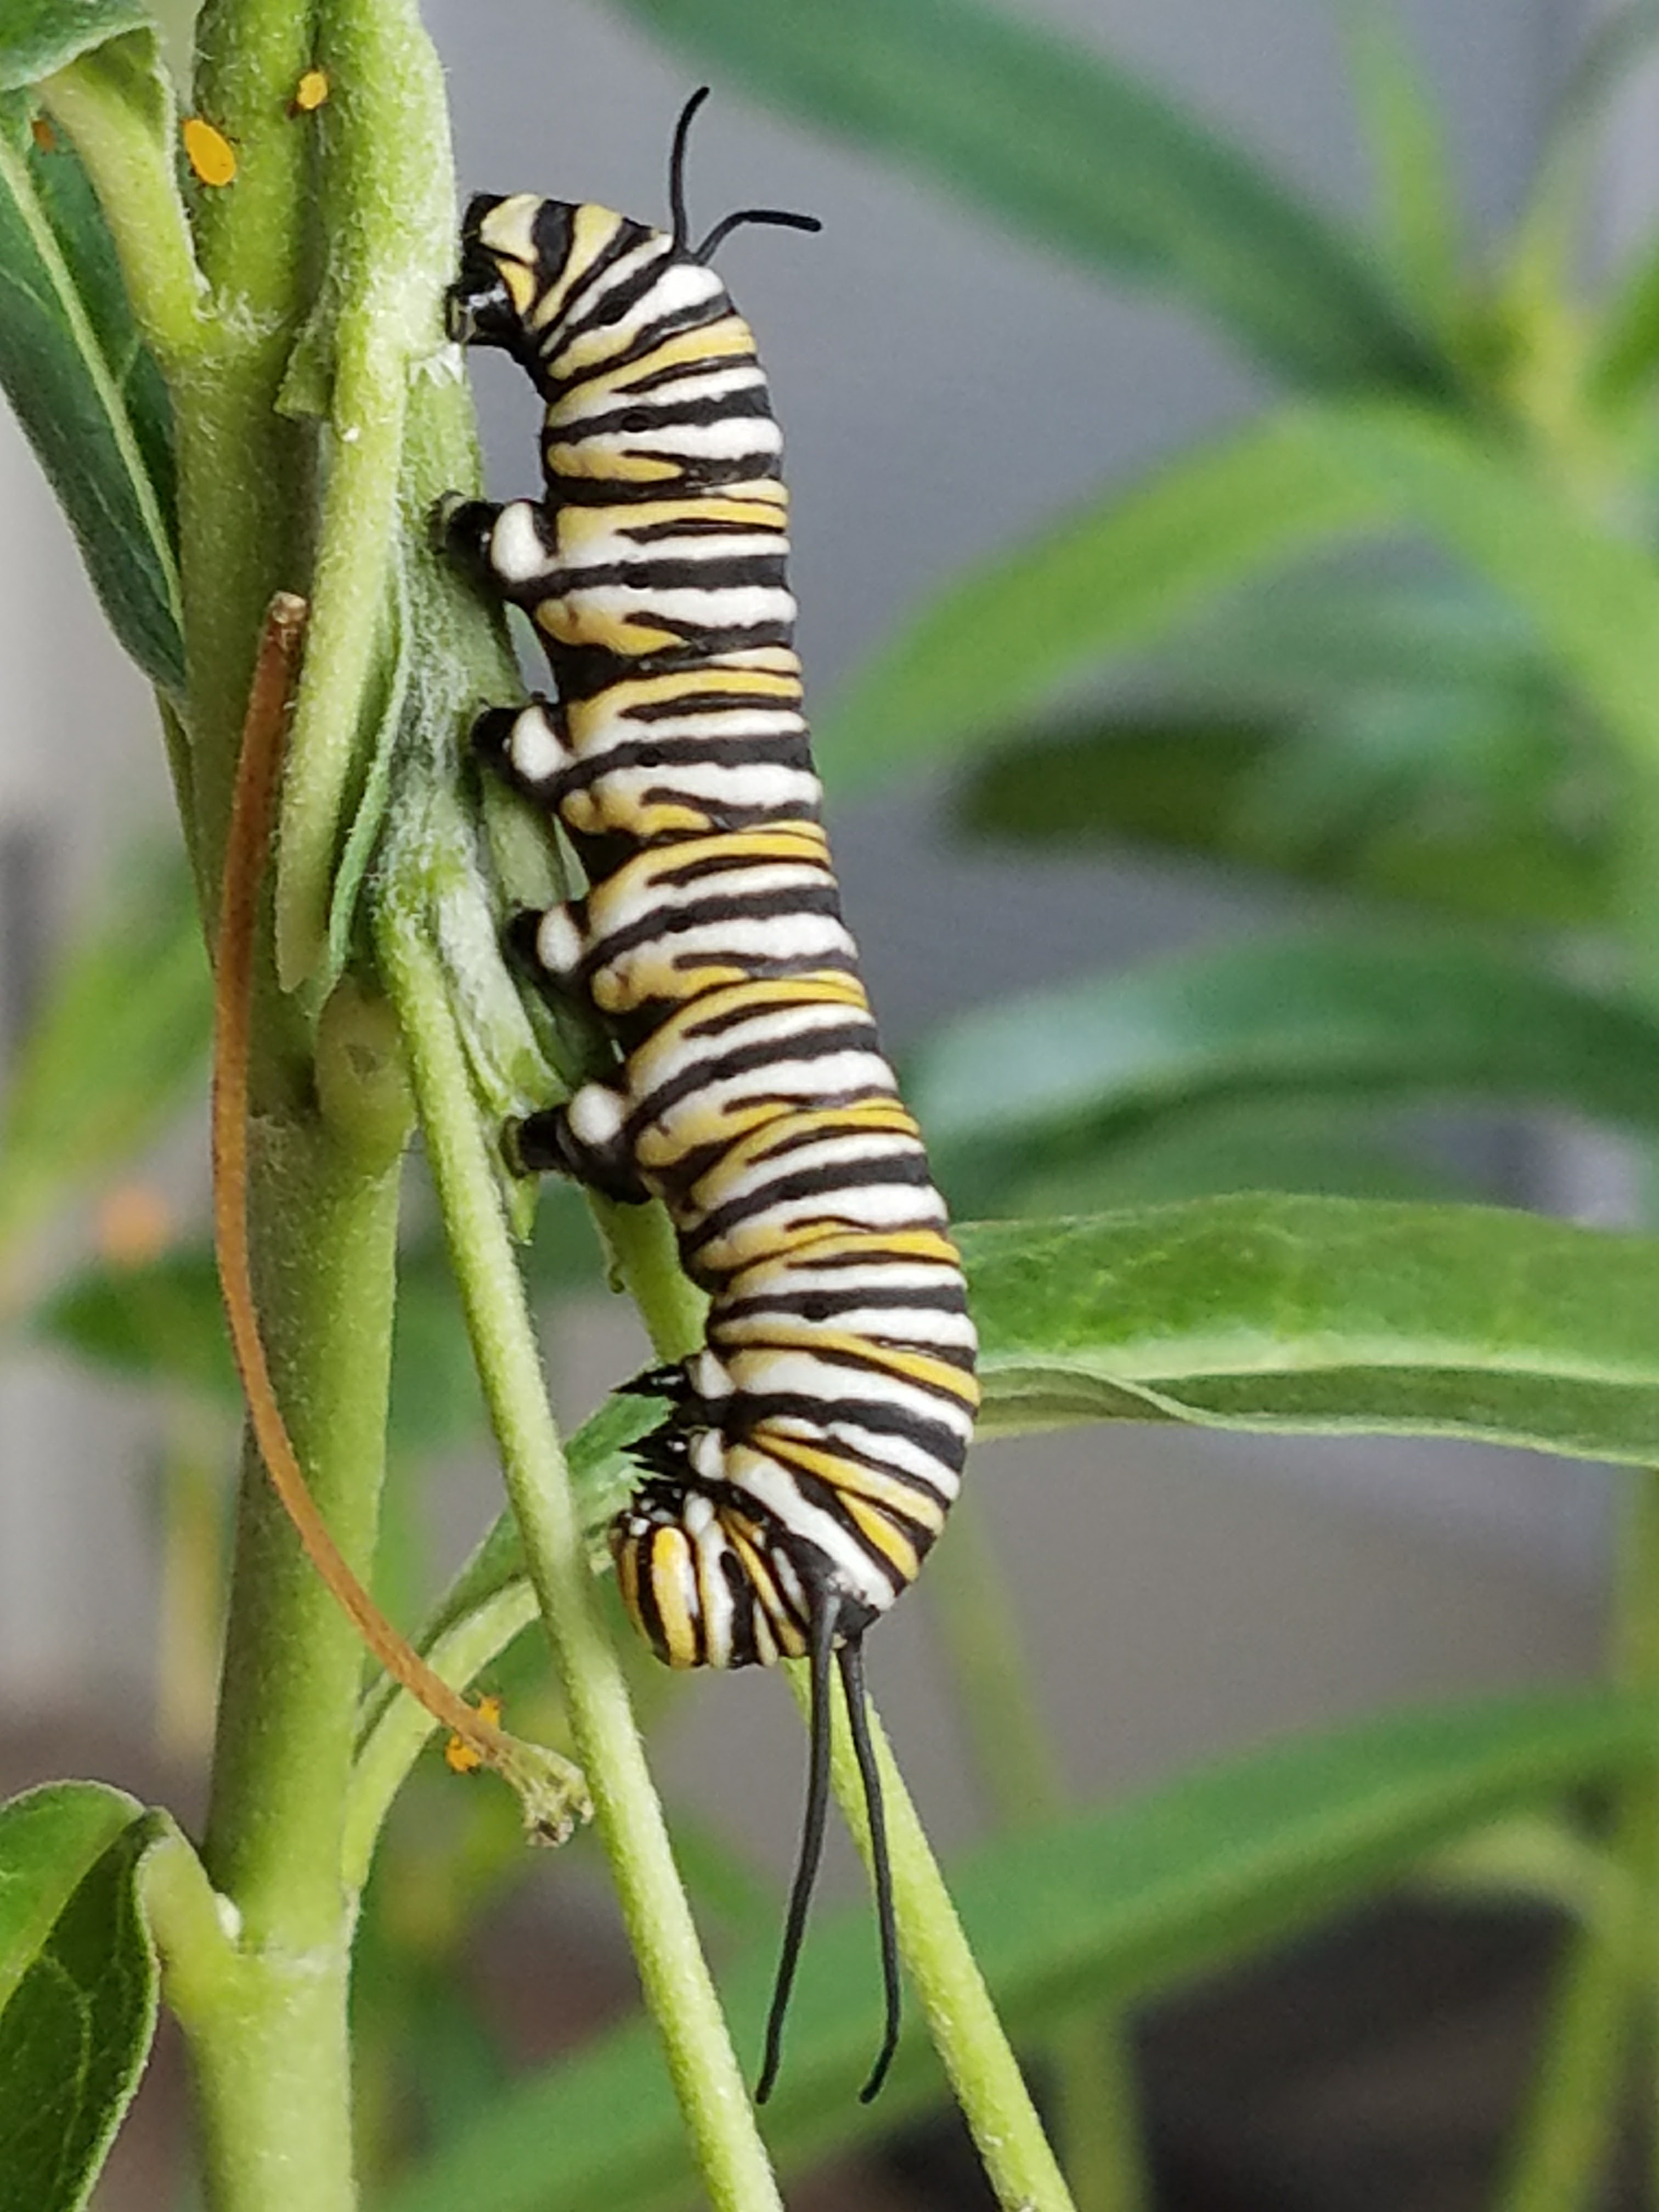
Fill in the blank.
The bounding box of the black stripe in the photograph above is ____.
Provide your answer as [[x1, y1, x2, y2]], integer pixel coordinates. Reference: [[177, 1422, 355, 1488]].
[[730, 1388, 969, 1466], [545, 552, 790, 595], [619, 352, 764, 399], [621, 687, 803, 723], [718, 1546, 760, 1667], [535, 210, 640, 319], [586, 878, 845, 972], [682, 1150, 939, 1256], [558, 385, 777, 441], [546, 627, 794, 699], [628, 1018, 891, 1139], [714, 1278, 969, 1325], [556, 730, 817, 791], [647, 842, 832, 892], [545, 288, 738, 393], [618, 514, 783, 544]]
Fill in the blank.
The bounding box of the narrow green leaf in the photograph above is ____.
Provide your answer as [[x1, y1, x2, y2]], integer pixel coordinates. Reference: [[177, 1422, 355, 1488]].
[[1344, 8, 1462, 336], [820, 413, 1393, 793], [383, 1690, 1654, 2212], [962, 1196, 1659, 1462], [0, 850, 208, 1278], [0, 1784, 157, 2212], [825, 401, 1659, 792], [911, 932, 1659, 1156], [0, 82, 180, 691], [611, 0, 1449, 395], [953, 703, 1614, 929], [1509, 0, 1659, 290]]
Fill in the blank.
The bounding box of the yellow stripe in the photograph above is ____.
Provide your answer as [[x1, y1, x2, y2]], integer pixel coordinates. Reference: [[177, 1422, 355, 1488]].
[[841, 1497, 921, 1583], [567, 317, 759, 402], [519, 201, 623, 330], [763, 1432, 947, 1533], [647, 1527, 701, 1668]]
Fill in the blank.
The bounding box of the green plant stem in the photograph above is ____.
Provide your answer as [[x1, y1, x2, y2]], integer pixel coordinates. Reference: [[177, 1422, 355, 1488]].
[[275, 0, 459, 994], [785, 1664, 1075, 2212], [376, 892, 784, 2212], [178, 0, 320, 912], [926, 1497, 1149, 2212], [1496, 1470, 1659, 2212], [198, 1113, 404, 2212]]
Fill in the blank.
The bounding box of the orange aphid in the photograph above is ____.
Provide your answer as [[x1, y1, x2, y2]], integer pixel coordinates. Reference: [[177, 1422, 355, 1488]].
[[30, 115, 56, 154], [290, 69, 329, 116], [444, 1694, 505, 1775], [183, 116, 236, 187]]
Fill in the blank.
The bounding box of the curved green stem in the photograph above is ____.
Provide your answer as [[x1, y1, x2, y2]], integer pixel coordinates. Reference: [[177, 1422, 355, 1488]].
[[375, 890, 783, 2212]]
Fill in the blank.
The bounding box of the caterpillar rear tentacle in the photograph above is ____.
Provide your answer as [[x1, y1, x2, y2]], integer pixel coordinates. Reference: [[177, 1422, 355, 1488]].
[[445, 87, 978, 2103]]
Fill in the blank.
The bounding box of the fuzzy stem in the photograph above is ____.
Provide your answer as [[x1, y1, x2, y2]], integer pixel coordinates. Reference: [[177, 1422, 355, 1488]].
[[197, 1110, 402, 2212], [376, 894, 783, 2212]]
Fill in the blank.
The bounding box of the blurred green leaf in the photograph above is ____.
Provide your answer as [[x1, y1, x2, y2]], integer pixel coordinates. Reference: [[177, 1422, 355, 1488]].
[[1510, 0, 1659, 289], [1344, 8, 1461, 338], [0, 1783, 157, 2212], [383, 1689, 1655, 2212], [32, 1245, 230, 1400], [1153, 561, 1554, 699], [0, 77, 180, 691], [1589, 228, 1659, 404], [0, 850, 208, 1281], [963, 1196, 1659, 1458], [951, 1096, 1463, 1219], [828, 402, 1659, 794], [911, 932, 1659, 1161], [955, 694, 1614, 929], [612, 0, 1451, 396], [821, 414, 1395, 793], [955, 704, 1614, 928]]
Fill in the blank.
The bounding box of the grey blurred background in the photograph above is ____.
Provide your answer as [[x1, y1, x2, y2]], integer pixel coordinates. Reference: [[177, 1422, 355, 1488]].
[[0, 0, 1641, 1900]]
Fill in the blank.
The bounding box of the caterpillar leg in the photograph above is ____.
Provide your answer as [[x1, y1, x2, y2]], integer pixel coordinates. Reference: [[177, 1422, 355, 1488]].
[[438, 494, 556, 600], [512, 1081, 648, 1204], [474, 699, 575, 808]]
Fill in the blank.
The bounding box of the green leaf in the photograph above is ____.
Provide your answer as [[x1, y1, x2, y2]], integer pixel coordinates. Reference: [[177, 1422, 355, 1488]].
[[0, 1782, 157, 2212], [31, 1245, 232, 1400], [383, 1689, 1654, 2212], [0, 850, 208, 1279], [0, 1, 156, 86], [910, 932, 1659, 1161], [820, 413, 1395, 793], [611, 0, 1450, 396], [825, 401, 1659, 792], [961, 1196, 1659, 1460], [953, 703, 1615, 929], [1344, 8, 1461, 338], [982, 1097, 1459, 1215], [0, 83, 180, 691]]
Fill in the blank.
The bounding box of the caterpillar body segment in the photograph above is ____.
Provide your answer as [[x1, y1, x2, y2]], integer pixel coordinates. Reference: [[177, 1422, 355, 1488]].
[[446, 95, 977, 2106]]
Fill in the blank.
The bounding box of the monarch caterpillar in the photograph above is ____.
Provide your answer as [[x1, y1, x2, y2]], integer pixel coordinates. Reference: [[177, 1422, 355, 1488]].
[[443, 89, 979, 2103]]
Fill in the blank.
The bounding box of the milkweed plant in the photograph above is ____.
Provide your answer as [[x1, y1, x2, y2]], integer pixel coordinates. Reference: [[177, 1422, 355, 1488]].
[[6, 2, 1659, 2210]]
